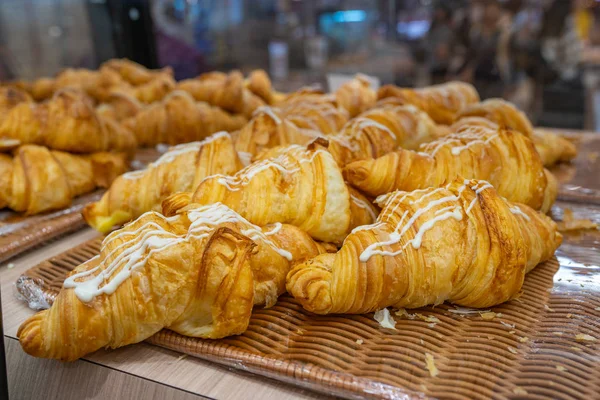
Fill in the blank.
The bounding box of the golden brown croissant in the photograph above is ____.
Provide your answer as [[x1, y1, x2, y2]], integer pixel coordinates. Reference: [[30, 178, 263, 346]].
[[29, 78, 57, 101], [456, 98, 534, 138], [452, 116, 577, 167], [358, 104, 450, 150], [0, 144, 127, 214], [110, 73, 176, 104], [245, 69, 274, 104], [453, 100, 578, 166], [334, 75, 377, 118], [0, 89, 137, 154], [19, 202, 329, 360], [0, 87, 32, 123], [189, 139, 376, 243], [96, 92, 143, 122], [122, 91, 247, 147], [178, 70, 265, 117], [344, 125, 557, 213], [532, 128, 578, 166], [83, 132, 243, 233], [279, 98, 349, 134], [287, 178, 562, 314], [233, 107, 322, 158], [377, 81, 480, 125], [101, 58, 174, 86]]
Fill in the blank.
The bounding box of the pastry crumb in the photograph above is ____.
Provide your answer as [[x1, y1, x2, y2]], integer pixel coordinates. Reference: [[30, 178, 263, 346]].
[[356, 339, 363, 345], [449, 307, 488, 315], [480, 311, 501, 320], [500, 321, 516, 329], [575, 333, 596, 342], [374, 308, 397, 330], [567, 313, 573, 318], [518, 336, 529, 343], [513, 387, 528, 395], [487, 335, 495, 340], [557, 208, 598, 232], [507, 346, 518, 354], [425, 353, 439, 377], [416, 314, 440, 323], [570, 346, 583, 352], [594, 307, 600, 311], [6, 263, 14, 269], [544, 304, 554, 312], [553, 332, 563, 336], [556, 365, 567, 372], [509, 330, 516, 335]]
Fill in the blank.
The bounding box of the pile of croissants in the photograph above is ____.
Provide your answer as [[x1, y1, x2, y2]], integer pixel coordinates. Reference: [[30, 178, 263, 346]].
[[12, 60, 573, 361]]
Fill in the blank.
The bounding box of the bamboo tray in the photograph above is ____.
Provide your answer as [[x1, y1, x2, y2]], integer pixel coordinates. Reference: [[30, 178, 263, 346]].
[[15, 201, 600, 400], [0, 148, 160, 264]]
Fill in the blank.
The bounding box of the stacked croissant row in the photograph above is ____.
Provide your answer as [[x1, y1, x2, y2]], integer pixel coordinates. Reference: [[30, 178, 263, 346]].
[[17, 68, 571, 361]]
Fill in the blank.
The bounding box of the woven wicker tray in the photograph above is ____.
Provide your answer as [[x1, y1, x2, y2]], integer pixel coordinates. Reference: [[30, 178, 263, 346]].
[[15, 201, 600, 400], [0, 148, 160, 264]]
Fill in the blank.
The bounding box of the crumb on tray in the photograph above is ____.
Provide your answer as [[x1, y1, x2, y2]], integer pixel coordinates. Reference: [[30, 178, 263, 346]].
[[424, 353, 439, 377], [557, 208, 598, 232]]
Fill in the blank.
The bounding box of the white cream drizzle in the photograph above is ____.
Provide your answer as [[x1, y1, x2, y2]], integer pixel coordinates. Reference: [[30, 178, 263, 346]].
[[509, 205, 531, 221], [210, 146, 328, 192], [63, 203, 292, 303], [350, 194, 377, 222], [253, 106, 282, 124]]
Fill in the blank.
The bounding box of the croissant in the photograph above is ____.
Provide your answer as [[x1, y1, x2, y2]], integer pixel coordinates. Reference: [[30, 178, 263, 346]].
[[110, 73, 176, 104], [334, 75, 377, 118], [83, 132, 243, 233], [0, 89, 137, 154], [0, 145, 127, 214], [233, 107, 322, 158], [279, 99, 349, 134], [19, 202, 329, 360], [532, 128, 577, 166], [178, 71, 265, 117], [96, 92, 143, 122], [455, 98, 533, 138], [451, 116, 577, 167], [358, 104, 450, 150], [246, 70, 274, 104], [189, 138, 376, 243], [377, 81, 480, 124], [122, 91, 247, 147], [453, 100, 578, 166], [287, 178, 562, 314], [344, 125, 557, 213], [0, 87, 32, 123], [100, 58, 174, 86]]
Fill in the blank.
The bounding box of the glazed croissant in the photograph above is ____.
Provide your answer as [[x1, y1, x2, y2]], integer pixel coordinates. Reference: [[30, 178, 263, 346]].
[[178, 70, 265, 117], [287, 178, 562, 314], [453, 99, 577, 166], [0, 89, 137, 154], [455, 98, 533, 138], [121, 91, 247, 147], [280, 99, 349, 134], [0, 145, 127, 214], [83, 132, 243, 233], [19, 202, 329, 361], [233, 107, 322, 158], [189, 139, 377, 243], [334, 75, 377, 118], [344, 125, 557, 213], [359, 104, 450, 150], [377, 81, 480, 125], [451, 116, 577, 167]]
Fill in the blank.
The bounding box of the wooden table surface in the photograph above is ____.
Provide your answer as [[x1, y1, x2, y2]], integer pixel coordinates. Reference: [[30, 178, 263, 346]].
[[1, 228, 328, 400]]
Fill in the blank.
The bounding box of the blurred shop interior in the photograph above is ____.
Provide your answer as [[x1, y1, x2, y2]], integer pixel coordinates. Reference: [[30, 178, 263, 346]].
[[2, 0, 600, 130]]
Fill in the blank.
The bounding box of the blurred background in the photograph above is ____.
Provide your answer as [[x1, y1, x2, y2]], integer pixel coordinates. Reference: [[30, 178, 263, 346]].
[[2, 0, 600, 130]]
